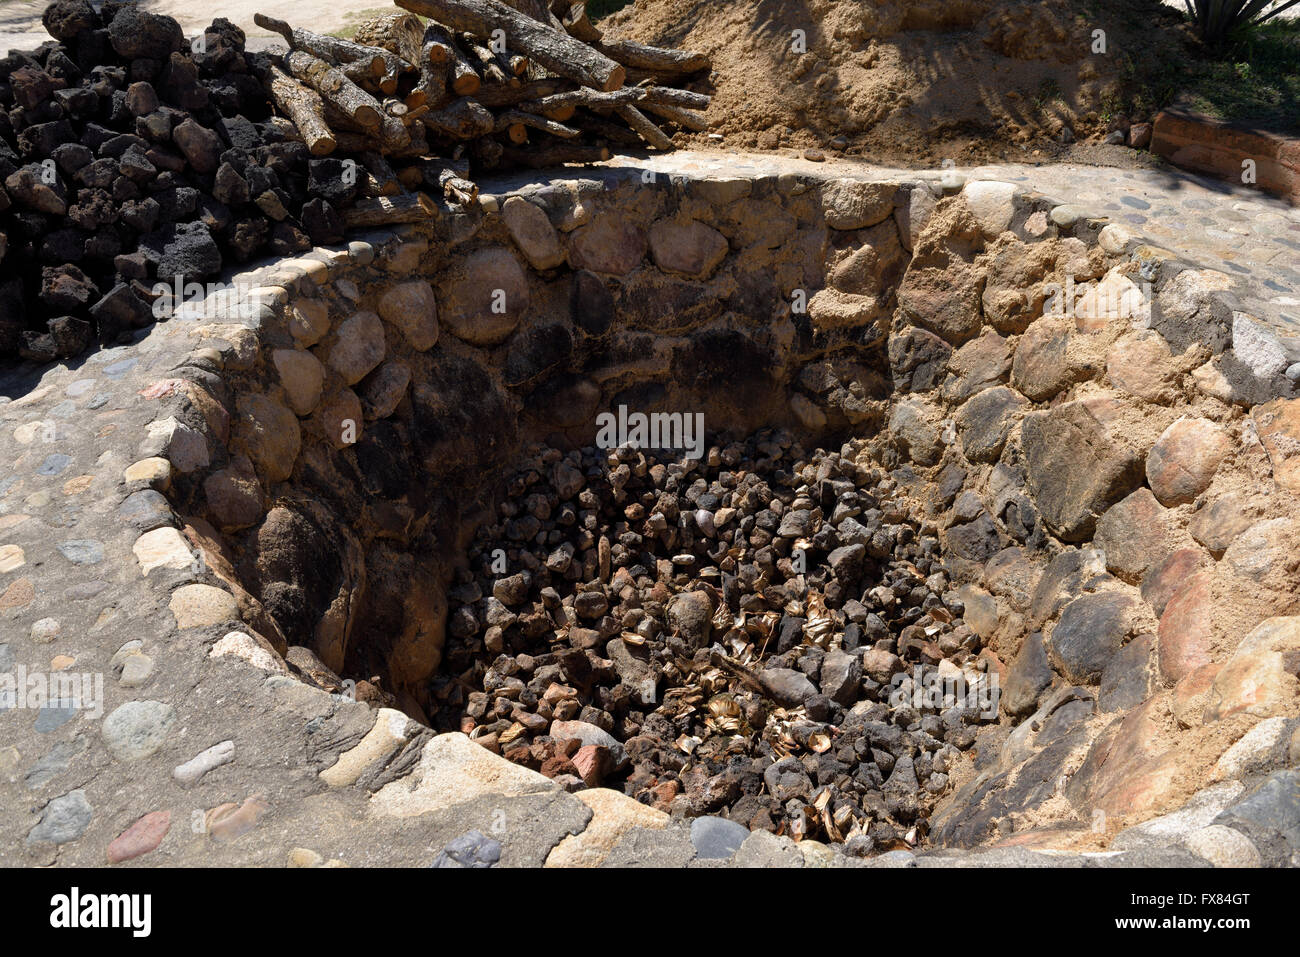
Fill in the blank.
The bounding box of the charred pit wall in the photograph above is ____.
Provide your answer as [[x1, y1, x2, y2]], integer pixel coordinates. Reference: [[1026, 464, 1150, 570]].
[[160, 166, 910, 707], [150, 162, 1300, 853]]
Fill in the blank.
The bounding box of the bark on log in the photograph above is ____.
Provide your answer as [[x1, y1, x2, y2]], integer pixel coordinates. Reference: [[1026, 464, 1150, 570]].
[[324, 101, 413, 151], [540, 101, 576, 122], [360, 150, 402, 195], [438, 166, 480, 205], [265, 115, 303, 142], [254, 14, 384, 75], [642, 86, 711, 111], [377, 114, 413, 151], [422, 97, 496, 139], [495, 109, 580, 138], [462, 35, 511, 86], [343, 192, 438, 227], [472, 77, 571, 107], [503, 0, 566, 31], [616, 102, 675, 150], [596, 39, 708, 77], [411, 38, 451, 109], [351, 12, 425, 66], [396, 0, 626, 91], [517, 86, 643, 115], [342, 60, 381, 89], [640, 99, 708, 131], [425, 24, 481, 95], [261, 64, 337, 155], [558, 2, 601, 43], [285, 49, 384, 131]]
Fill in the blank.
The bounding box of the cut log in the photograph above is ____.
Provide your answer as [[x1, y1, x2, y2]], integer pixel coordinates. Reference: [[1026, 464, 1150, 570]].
[[425, 24, 481, 95], [422, 97, 495, 139], [396, 0, 626, 91], [495, 109, 579, 138], [323, 100, 412, 151], [517, 86, 644, 115], [377, 114, 413, 151], [540, 101, 576, 122], [558, 2, 601, 43], [503, 0, 566, 31], [642, 86, 711, 111], [499, 141, 610, 167], [350, 12, 425, 66], [342, 60, 381, 89], [438, 166, 480, 205], [616, 102, 674, 150], [254, 14, 384, 75], [640, 99, 708, 131], [424, 36, 452, 65], [462, 34, 511, 86], [473, 77, 572, 108], [285, 49, 384, 131], [359, 151, 402, 196], [265, 115, 303, 142], [343, 192, 438, 227], [412, 38, 451, 109], [260, 64, 336, 155], [394, 101, 431, 125], [596, 39, 708, 78], [384, 98, 411, 121]]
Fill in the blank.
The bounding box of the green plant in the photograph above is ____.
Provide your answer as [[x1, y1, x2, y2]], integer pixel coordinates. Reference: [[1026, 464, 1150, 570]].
[[1181, 0, 1300, 48], [1179, 17, 1300, 130]]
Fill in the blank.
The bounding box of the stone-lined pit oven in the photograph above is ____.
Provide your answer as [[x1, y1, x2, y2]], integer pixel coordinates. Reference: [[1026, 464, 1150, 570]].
[[155, 163, 1300, 858]]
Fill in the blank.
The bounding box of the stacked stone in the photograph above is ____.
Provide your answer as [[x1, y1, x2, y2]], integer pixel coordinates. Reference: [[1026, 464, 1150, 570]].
[[0, 1, 366, 365], [875, 178, 1300, 848], [433, 430, 996, 850], [138, 167, 1300, 859]]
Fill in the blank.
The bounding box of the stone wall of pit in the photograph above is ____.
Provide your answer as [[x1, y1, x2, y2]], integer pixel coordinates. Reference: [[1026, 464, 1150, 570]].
[[162, 168, 911, 710], [152, 165, 1300, 854]]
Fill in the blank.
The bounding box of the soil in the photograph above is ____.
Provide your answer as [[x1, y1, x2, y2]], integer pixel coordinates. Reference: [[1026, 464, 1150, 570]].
[[601, 0, 1194, 165]]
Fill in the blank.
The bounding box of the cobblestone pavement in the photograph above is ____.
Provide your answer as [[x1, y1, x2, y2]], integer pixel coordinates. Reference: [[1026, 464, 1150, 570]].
[[0, 154, 1293, 868], [610, 151, 1300, 358]]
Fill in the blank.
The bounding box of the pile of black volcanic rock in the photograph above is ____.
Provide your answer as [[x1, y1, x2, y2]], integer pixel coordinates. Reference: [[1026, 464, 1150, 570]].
[[0, 1, 358, 365], [432, 429, 999, 853]]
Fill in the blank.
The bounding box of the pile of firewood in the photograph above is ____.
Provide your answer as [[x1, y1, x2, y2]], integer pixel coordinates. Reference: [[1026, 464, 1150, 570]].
[[254, 0, 711, 208], [0, 0, 708, 365]]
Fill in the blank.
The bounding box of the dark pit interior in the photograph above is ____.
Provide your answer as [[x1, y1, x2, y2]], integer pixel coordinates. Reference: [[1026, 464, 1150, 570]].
[[428, 426, 995, 850]]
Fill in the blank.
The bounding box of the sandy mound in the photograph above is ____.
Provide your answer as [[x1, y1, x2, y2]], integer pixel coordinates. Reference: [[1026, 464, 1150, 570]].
[[603, 0, 1191, 163]]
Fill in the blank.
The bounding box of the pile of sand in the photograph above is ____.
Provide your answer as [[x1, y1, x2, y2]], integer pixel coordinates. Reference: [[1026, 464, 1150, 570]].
[[602, 0, 1192, 163]]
